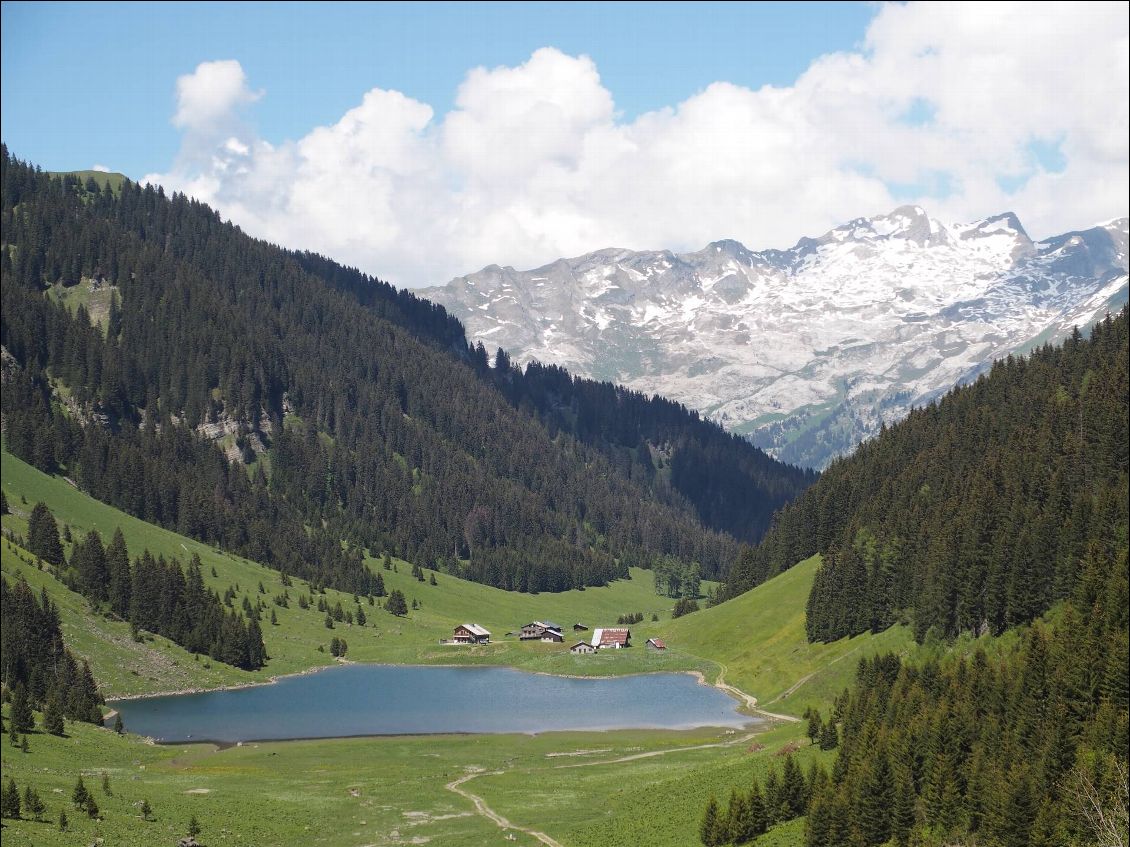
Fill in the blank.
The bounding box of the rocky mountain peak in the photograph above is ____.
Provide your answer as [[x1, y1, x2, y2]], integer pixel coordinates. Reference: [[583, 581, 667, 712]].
[[423, 211, 1128, 468]]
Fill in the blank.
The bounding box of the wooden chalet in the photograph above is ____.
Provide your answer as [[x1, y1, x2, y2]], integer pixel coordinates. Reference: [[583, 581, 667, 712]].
[[452, 623, 491, 644], [540, 629, 565, 643], [520, 621, 562, 640], [646, 638, 666, 650], [591, 627, 631, 649], [570, 641, 597, 654], [572, 622, 589, 632]]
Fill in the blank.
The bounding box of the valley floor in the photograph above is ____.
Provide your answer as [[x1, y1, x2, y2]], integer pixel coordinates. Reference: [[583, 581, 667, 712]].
[[0, 450, 900, 846]]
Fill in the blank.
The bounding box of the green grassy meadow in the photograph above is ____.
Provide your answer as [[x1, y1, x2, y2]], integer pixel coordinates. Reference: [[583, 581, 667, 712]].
[[0, 701, 820, 847], [665, 556, 917, 717]]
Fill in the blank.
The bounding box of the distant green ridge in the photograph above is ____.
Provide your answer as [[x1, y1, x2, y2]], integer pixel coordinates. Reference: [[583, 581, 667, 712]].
[[47, 168, 128, 193]]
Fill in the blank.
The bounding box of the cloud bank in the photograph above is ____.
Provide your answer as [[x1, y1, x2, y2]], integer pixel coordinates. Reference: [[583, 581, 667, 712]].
[[146, 3, 1129, 288]]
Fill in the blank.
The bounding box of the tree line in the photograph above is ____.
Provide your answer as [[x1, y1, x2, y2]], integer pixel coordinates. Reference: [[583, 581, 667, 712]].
[[1, 572, 103, 726], [21, 501, 265, 671], [700, 537, 1128, 846]]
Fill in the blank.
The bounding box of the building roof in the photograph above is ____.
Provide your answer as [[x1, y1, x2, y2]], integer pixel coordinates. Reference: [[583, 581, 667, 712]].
[[570, 641, 594, 650], [522, 620, 562, 631], [573, 622, 589, 630], [592, 627, 631, 647], [457, 623, 490, 637], [647, 638, 666, 649]]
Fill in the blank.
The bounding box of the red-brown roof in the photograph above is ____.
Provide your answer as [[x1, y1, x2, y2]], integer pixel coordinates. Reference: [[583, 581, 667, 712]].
[[598, 628, 630, 645]]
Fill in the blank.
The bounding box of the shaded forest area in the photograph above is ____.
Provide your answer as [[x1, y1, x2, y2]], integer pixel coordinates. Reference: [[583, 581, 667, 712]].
[[0, 148, 810, 594]]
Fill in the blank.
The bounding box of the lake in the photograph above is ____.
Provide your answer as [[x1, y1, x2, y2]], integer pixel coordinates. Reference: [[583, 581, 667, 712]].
[[108, 665, 756, 743]]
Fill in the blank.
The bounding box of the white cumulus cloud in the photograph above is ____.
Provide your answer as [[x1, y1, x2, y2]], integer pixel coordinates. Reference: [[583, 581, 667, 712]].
[[146, 3, 1128, 288]]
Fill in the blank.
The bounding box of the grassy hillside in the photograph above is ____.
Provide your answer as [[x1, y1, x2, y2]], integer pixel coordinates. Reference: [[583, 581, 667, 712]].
[[665, 556, 917, 717], [47, 168, 128, 193], [1, 450, 720, 697]]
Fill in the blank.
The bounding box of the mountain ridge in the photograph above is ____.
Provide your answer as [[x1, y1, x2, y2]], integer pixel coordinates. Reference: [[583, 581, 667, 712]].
[[422, 206, 1129, 468]]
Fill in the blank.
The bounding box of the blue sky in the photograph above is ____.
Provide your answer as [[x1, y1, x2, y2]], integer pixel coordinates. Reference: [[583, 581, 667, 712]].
[[2, 2, 1125, 288], [2, 1, 873, 178]]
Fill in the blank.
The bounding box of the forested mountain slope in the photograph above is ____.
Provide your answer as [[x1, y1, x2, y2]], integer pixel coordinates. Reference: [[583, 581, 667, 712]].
[[0, 148, 808, 593], [722, 308, 1128, 644], [700, 310, 1128, 847]]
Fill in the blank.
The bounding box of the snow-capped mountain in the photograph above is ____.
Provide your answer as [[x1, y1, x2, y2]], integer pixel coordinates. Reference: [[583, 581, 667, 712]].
[[421, 207, 1129, 468]]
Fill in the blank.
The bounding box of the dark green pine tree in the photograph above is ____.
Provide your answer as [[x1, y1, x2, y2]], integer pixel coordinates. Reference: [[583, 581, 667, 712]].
[[699, 794, 723, 846], [854, 752, 894, 845], [890, 765, 916, 847], [23, 785, 45, 821], [72, 776, 89, 810], [10, 683, 35, 733], [106, 528, 131, 618], [73, 529, 110, 602], [819, 719, 839, 750], [781, 754, 807, 817], [746, 782, 767, 838], [27, 502, 65, 565], [1, 777, 20, 819], [43, 692, 65, 735], [386, 589, 408, 617], [805, 707, 822, 744], [723, 789, 748, 844]]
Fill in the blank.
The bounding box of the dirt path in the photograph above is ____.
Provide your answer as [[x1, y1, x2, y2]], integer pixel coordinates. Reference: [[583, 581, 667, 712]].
[[763, 643, 865, 707], [552, 730, 762, 770], [445, 770, 565, 847], [712, 663, 801, 724]]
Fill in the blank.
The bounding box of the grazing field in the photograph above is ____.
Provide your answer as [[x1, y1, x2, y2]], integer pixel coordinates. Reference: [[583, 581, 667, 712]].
[[0, 701, 819, 847], [664, 556, 917, 717]]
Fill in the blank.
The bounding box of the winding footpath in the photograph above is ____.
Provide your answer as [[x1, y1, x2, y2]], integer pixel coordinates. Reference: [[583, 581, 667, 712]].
[[445, 770, 565, 847], [713, 662, 801, 724], [443, 667, 796, 843]]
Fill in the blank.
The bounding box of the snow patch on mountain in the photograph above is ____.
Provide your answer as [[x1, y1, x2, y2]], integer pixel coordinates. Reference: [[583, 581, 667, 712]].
[[422, 208, 1129, 469]]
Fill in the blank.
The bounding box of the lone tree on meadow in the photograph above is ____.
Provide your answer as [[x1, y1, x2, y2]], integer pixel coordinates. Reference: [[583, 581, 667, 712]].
[[386, 589, 408, 617]]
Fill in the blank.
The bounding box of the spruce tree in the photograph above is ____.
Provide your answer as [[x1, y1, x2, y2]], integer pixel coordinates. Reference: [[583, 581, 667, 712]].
[[43, 692, 65, 735], [699, 794, 722, 846], [781, 754, 807, 817], [855, 753, 894, 845], [10, 683, 34, 733], [386, 589, 408, 616], [2, 777, 20, 819], [27, 502, 64, 565], [819, 719, 839, 750], [59, 807, 68, 831], [72, 775, 89, 809], [747, 782, 767, 837], [23, 785, 45, 821]]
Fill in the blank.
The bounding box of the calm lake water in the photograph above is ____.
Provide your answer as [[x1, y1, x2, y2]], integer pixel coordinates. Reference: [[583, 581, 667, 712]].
[[108, 665, 755, 743]]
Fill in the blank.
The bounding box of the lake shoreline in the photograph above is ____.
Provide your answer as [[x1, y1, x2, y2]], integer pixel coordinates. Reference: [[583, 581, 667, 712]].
[[108, 663, 761, 743]]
